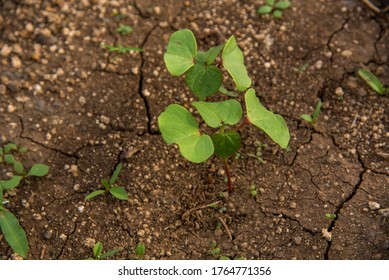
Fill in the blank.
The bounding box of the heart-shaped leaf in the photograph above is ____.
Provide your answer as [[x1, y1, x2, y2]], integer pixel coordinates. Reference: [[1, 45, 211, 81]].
[[26, 164, 49, 177], [222, 36, 251, 91], [0, 210, 29, 258], [192, 100, 242, 128], [211, 131, 241, 159], [185, 64, 222, 100], [158, 104, 214, 163], [164, 29, 197, 76], [245, 89, 290, 148], [0, 176, 23, 190], [109, 186, 128, 201], [196, 44, 224, 65]]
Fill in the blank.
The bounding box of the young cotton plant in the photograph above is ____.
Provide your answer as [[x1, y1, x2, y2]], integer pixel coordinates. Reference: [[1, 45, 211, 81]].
[[158, 29, 290, 192]]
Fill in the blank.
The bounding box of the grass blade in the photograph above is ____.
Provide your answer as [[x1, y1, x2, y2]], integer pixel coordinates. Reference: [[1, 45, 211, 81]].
[[0, 210, 29, 258]]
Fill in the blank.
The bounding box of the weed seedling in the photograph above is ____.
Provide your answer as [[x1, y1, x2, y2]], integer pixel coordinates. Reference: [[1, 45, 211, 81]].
[[89, 241, 122, 260], [158, 29, 290, 192], [101, 43, 142, 60], [249, 185, 258, 198], [300, 100, 322, 126], [209, 241, 221, 258], [0, 142, 49, 258], [135, 242, 146, 259], [358, 69, 388, 95], [116, 24, 133, 35], [325, 213, 337, 220], [85, 163, 128, 201], [258, 0, 292, 18]]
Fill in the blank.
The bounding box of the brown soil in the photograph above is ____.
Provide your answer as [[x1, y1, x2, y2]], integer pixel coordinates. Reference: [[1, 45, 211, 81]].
[[0, 0, 388, 260]]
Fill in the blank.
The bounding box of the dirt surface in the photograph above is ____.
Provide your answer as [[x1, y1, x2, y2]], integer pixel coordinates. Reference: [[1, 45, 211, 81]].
[[0, 0, 388, 260]]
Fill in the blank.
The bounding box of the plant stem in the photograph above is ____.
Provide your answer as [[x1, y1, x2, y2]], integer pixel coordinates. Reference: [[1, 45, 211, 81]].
[[223, 158, 233, 193], [218, 86, 239, 97], [235, 117, 250, 131]]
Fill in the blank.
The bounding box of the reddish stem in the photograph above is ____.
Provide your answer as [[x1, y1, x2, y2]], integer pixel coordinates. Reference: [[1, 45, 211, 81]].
[[235, 117, 250, 131], [224, 158, 233, 193]]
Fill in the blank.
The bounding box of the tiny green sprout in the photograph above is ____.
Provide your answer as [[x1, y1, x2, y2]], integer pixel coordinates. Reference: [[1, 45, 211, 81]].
[[85, 163, 128, 201], [258, 0, 292, 18], [135, 242, 146, 259], [219, 256, 231, 260], [90, 241, 122, 260], [116, 24, 133, 35], [209, 241, 221, 257], [249, 185, 258, 197], [292, 63, 309, 74], [101, 43, 142, 59], [358, 69, 388, 95], [158, 29, 290, 192], [300, 100, 322, 126], [325, 213, 337, 220], [0, 142, 49, 258]]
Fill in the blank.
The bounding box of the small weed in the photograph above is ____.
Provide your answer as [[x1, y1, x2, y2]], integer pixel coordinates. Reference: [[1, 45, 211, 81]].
[[116, 24, 133, 35], [101, 44, 142, 60], [300, 100, 322, 126], [249, 185, 258, 198], [0, 142, 49, 258], [358, 69, 388, 95], [292, 63, 309, 74], [135, 242, 146, 259], [89, 241, 122, 260], [258, 0, 292, 18], [85, 163, 128, 201], [325, 213, 337, 220], [209, 241, 221, 257]]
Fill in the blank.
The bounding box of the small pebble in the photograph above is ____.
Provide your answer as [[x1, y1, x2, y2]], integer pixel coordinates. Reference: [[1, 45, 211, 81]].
[[315, 60, 323, 70], [341, 50, 352, 57], [44, 229, 53, 240], [11, 56, 22, 68], [335, 87, 344, 97], [84, 237, 95, 248], [293, 236, 302, 245], [368, 201, 380, 210], [289, 202, 297, 209]]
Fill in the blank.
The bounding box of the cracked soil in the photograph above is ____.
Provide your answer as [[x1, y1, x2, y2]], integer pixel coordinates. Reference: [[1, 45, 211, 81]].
[[0, 0, 388, 260]]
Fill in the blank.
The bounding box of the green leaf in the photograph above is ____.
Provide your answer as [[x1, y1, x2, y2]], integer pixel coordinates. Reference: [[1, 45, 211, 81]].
[[0, 176, 23, 190], [0, 188, 3, 203], [211, 131, 241, 159], [300, 114, 313, 123], [245, 89, 290, 148], [109, 186, 128, 201], [0, 147, 3, 157], [275, 0, 291, 10], [13, 161, 24, 174], [192, 100, 242, 128], [219, 256, 231, 260], [100, 248, 122, 259], [273, 9, 283, 18], [222, 36, 251, 91], [116, 24, 133, 35], [85, 190, 105, 201], [4, 154, 15, 164], [4, 143, 17, 153], [196, 44, 224, 65], [358, 69, 385, 95], [26, 164, 49, 177], [109, 163, 122, 185], [93, 241, 103, 258], [258, 5, 273, 14], [135, 242, 146, 257], [101, 179, 109, 188], [266, 0, 275, 5], [18, 147, 28, 153], [164, 29, 197, 76], [312, 100, 322, 120], [158, 104, 214, 163], [185, 64, 222, 100], [0, 210, 29, 258]]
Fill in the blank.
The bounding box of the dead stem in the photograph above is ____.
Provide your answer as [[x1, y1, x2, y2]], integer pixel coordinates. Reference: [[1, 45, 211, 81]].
[[218, 217, 232, 240]]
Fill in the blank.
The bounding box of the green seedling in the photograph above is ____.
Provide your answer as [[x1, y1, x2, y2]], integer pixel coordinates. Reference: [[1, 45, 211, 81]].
[[209, 241, 221, 257], [292, 63, 309, 73], [101, 43, 142, 60], [358, 69, 388, 95], [219, 255, 247, 260], [116, 24, 133, 35], [325, 213, 337, 220], [300, 100, 322, 126], [258, 0, 292, 18], [249, 185, 258, 197], [158, 29, 290, 192], [135, 242, 146, 259], [0, 142, 49, 258], [89, 241, 122, 260], [85, 163, 128, 201]]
